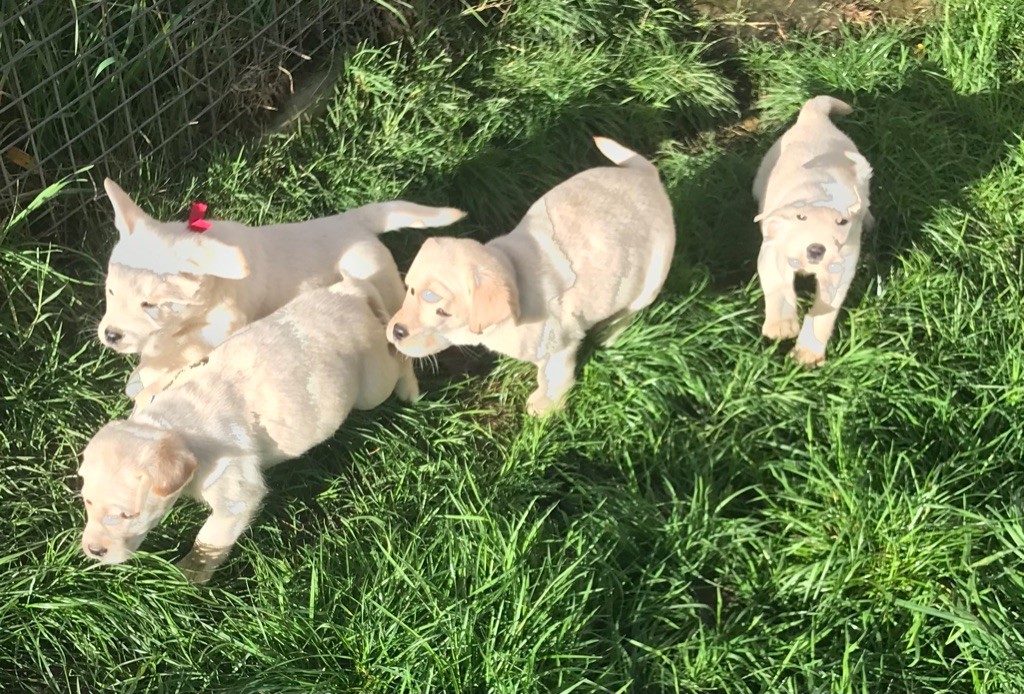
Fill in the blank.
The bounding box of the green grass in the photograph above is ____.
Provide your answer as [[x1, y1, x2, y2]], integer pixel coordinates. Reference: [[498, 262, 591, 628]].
[[4, 0, 1024, 691]]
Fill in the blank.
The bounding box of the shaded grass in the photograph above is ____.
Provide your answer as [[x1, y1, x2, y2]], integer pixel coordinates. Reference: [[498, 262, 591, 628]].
[[3, 0, 1024, 692]]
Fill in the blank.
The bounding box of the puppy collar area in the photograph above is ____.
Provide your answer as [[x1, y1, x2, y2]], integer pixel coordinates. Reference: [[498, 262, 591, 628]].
[[187, 202, 212, 233]]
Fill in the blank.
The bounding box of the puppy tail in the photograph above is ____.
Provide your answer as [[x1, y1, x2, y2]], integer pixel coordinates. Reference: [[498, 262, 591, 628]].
[[799, 95, 853, 120], [593, 136, 657, 173], [348, 201, 467, 235]]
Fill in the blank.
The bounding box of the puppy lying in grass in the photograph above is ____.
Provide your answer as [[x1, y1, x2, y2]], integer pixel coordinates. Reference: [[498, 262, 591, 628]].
[[98, 179, 463, 403], [386, 137, 675, 415], [753, 95, 874, 367], [79, 276, 418, 583]]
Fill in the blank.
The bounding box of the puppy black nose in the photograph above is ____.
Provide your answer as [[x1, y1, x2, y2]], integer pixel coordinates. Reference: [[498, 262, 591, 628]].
[[104, 328, 123, 345], [806, 243, 826, 263], [392, 323, 409, 341], [87, 544, 107, 558]]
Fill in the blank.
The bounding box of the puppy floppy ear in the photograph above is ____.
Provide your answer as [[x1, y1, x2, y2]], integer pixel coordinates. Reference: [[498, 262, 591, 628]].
[[131, 471, 153, 515], [150, 432, 198, 498], [754, 209, 784, 240], [844, 151, 872, 217], [173, 238, 250, 279], [469, 265, 519, 335], [105, 178, 153, 239]]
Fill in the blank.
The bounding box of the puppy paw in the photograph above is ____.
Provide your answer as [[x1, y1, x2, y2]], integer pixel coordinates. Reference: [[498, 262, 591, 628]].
[[398, 381, 421, 403], [176, 552, 215, 584], [526, 390, 564, 417], [790, 345, 826, 368], [124, 369, 145, 399], [762, 317, 801, 341], [395, 367, 421, 403]]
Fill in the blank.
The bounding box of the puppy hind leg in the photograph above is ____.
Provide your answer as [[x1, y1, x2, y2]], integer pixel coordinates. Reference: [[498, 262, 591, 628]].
[[628, 244, 675, 314], [594, 246, 672, 348], [595, 309, 636, 347], [527, 343, 579, 416]]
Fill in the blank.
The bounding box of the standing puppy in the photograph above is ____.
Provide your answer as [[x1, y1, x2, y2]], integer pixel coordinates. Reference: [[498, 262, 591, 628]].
[[78, 276, 418, 583], [753, 95, 874, 367], [387, 137, 676, 415], [98, 179, 463, 401]]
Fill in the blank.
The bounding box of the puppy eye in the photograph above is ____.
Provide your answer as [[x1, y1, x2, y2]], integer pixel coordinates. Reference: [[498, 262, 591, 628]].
[[836, 218, 848, 226], [796, 214, 808, 221], [140, 301, 156, 309], [436, 308, 451, 318], [120, 511, 138, 520]]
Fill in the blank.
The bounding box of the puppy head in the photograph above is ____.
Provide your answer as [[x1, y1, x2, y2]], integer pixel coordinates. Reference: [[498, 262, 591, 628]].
[[756, 151, 870, 278], [78, 422, 197, 564], [756, 205, 854, 277], [99, 179, 249, 352], [387, 237, 519, 357], [99, 264, 208, 352]]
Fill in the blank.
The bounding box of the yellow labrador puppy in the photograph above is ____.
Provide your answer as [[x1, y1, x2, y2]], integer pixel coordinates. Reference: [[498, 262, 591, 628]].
[[79, 276, 417, 583], [99, 179, 463, 403], [386, 137, 676, 415], [753, 95, 874, 367]]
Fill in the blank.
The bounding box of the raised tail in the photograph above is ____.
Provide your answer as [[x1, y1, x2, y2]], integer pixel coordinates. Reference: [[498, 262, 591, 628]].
[[798, 95, 853, 121], [347, 200, 467, 235], [593, 136, 658, 173]]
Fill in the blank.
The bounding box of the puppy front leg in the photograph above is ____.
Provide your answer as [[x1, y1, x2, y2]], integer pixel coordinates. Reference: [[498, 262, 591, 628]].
[[394, 356, 420, 403], [758, 247, 799, 340], [791, 252, 859, 368], [527, 343, 579, 416], [177, 461, 266, 583]]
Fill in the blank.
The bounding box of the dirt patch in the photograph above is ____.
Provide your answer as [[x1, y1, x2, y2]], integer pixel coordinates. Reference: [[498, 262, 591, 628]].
[[695, 0, 935, 37]]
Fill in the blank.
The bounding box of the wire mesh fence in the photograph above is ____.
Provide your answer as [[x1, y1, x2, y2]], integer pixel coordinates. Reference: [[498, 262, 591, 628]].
[[0, 0, 395, 235]]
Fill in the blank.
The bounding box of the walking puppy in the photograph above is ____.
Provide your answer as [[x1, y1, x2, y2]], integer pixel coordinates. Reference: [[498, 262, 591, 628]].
[[78, 277, 418, 583], [386, 137, 676, 415], [98, 179, 463, 401], [752, 95, 874, 367]]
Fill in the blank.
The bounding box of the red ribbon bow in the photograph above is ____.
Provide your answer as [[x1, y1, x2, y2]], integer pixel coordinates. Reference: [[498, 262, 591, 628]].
[[187, 202, 212, 232]]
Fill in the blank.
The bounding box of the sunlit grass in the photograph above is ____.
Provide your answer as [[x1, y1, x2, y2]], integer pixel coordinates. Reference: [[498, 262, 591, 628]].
[[2, 0, 1024, 691]]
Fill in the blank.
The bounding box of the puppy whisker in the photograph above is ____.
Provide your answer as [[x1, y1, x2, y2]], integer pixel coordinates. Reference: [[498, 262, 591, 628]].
[[414, 354, 440, 375]]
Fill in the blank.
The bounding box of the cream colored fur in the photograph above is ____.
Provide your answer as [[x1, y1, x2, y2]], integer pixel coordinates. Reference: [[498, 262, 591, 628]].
[[386, 137, 676, 415], [79, 277, 418, 583], [98, 178, 462, 404], [752, 95, 874, 367]]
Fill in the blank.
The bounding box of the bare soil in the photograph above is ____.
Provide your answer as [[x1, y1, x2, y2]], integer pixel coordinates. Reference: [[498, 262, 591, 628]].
[[694, 0, 935, 36]]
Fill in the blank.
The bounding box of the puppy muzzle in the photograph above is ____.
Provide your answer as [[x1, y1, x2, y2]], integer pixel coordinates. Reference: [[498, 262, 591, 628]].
[[805, 243, 826, 264]]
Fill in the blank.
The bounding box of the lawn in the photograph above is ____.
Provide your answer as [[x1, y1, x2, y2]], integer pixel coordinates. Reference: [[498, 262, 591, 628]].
[[3, 0, 1024, 691]]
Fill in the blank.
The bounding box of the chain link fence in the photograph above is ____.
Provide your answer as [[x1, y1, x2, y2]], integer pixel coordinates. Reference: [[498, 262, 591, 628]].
[[0, 0, 401, 235]]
